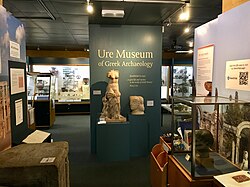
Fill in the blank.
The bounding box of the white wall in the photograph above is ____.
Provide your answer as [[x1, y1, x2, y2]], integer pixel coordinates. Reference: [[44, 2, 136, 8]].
[[194, 1, 250, 101]]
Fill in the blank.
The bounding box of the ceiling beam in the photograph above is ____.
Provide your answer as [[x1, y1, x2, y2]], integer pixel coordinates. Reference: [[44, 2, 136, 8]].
[[27, 50, 89, 58], [123, 0, 189, 3]]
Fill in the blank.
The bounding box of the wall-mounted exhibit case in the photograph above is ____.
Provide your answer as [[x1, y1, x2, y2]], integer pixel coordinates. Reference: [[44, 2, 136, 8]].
[[31, 65, 90, 114], [170, 96, 250, 183], [32, 65, 90, 101], [27, 73, 55, 128]]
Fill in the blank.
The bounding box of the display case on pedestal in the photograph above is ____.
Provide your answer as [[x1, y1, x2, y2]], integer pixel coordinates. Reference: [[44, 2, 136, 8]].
[[169, 96, 250, 187]]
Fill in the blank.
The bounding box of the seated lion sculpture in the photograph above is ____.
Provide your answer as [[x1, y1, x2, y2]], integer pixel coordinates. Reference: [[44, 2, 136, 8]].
[[100, 70, 126, 122]]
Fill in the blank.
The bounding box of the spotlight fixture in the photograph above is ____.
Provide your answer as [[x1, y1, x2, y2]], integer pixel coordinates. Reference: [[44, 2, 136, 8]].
[[179, 8, 189, 21], [184, 27, 190, 33], [86, 0, 94, 14], [188, 41, 193, 47]]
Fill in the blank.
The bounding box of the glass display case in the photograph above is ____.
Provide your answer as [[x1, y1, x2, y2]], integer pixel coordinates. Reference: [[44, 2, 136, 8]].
[[27, 73, 55, 101], [171, 96, 250, 179], [172, 66, 193, 97], [27, 73, 55, 128], [32, 65, 90, 101]]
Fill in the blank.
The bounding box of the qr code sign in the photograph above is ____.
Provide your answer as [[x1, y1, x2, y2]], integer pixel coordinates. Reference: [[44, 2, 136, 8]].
[[239, 72, 248, 85]]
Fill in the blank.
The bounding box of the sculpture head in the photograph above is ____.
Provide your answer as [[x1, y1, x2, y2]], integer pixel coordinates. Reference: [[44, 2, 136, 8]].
[[195, 129, 214, 157], [107, 69, 119, 83], [130, 96, 145, 115]]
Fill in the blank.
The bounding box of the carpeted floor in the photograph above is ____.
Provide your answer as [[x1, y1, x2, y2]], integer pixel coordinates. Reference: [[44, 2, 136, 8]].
[[46, 115, 151, 187]]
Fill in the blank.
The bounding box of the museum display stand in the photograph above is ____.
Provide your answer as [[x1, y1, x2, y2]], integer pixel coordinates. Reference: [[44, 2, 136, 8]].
[[128, 114, 148, 157], [0, 141, 69, 187], [96, 115, 149, 161], [167, 96, 250, 187], [27, 73, 56, 128], [168, 155, 214, 187], [96, 122, 130, 161]]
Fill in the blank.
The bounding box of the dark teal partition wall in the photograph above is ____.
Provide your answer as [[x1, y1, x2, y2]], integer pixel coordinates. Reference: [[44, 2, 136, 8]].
[[89, 24, 162, 153]]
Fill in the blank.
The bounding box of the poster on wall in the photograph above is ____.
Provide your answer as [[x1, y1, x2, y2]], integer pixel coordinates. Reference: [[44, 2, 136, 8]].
[[10, 68, 25, 95], [196, 45, 214, 96], [0, 81, 11, 151], [9, 41, 20, 59], [15, 98, 23, 126], [225, 59, 250, 91]]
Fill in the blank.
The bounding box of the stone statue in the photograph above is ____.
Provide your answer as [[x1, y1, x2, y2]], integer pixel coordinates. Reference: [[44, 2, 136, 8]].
[[100, 70, 126, 122], [129, 96, 145, 115], [241, 151, 249, 171]]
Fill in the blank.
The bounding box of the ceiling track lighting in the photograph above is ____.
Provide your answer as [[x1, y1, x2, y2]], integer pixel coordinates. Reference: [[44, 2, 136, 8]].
[[166, 18, 172, 27], [37, 0, 56, 20], [162, 3, 185, 26]]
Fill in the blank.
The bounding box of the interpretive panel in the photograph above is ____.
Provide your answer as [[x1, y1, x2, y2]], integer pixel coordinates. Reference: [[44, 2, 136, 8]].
[[10, 68, 25, 95], [225, 59, 250, 91], [196, 45, 214, 96]]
